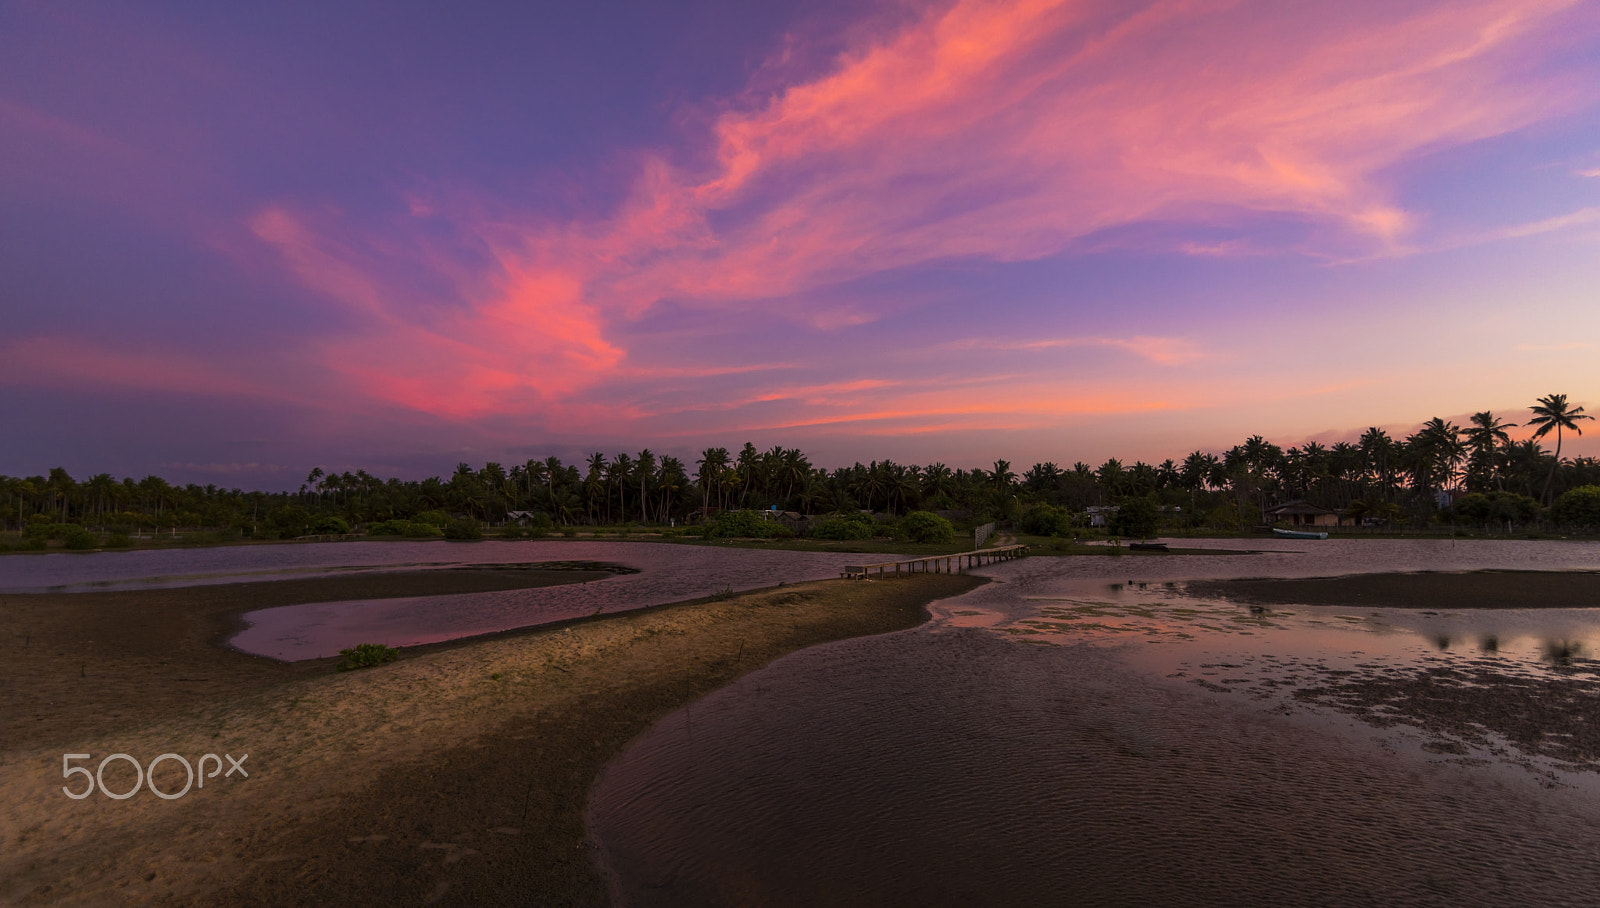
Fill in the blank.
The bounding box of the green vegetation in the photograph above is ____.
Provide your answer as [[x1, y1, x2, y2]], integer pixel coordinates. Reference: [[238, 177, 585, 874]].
[[1018, 503, 1075, 537], [811, 513, 876, 540], [1551, 486, 1600, 530], [3, 393, 1597, 551], [443, 518, 483, 540], [704, 510, 794, 539], [897, 510, 956, 544], [1109, 496, 1159, 540], [336, 643, 400, 672]]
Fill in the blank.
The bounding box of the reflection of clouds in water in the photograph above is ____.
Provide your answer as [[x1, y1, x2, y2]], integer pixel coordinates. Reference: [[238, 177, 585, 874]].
[[229, 543, 871, 660], [936, 555, 1600, 687]]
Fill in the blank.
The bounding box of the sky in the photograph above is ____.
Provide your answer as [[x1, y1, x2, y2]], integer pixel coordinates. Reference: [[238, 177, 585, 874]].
[[3, 0, 1598, 489]]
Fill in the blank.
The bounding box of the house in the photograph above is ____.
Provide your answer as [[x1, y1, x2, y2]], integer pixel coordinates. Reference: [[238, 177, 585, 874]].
[[1263, 501, 1341, 527]]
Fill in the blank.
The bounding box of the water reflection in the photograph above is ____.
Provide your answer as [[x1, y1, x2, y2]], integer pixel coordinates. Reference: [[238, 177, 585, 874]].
[[591, 541, 1600, 906], [225, 543, 872, 660]]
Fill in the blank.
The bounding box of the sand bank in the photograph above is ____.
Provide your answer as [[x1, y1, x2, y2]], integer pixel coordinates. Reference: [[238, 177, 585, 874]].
[[0, 572, 979, 905], [1187, 569, 1600, 610]]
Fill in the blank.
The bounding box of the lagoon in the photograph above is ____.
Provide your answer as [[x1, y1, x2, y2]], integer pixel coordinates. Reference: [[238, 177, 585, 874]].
[[590, 539, 1600, 906]]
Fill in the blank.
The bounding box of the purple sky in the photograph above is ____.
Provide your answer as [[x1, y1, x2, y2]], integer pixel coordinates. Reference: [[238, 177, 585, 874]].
[[4, 0, 1598, 489]]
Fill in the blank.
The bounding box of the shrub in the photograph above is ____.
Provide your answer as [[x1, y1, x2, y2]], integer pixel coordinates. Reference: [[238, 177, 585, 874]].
[[810, 513, 876, 540], [444, 518, 483, 540], [500, 524, 527, 539], [898, 511, 956, 544], [1018, 504, 1073, 537], [1455, 491, 1542, 525], [705, 510, 791, 539], [62, 527, 100, 549], [413, 510, 453, 529], [104, 532, 132, 548], [369, 520, 445, 537], [1552, 486, 1600, 529], [1110, 496, 1160, 539], [336, 643, 399, 671], [310, 515, 350, 535]]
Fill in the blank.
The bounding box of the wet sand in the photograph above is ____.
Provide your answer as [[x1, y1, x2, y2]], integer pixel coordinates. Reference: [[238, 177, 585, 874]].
[[0, 571, 979, 905], [0, 567, 615, 751], [1188, 569, 1600, 610]]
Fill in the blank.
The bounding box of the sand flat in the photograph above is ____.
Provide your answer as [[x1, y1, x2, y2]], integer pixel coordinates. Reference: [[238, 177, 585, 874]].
[[0, 572, 979, 905]]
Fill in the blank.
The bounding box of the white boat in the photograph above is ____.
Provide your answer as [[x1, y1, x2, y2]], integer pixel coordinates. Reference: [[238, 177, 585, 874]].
[[1272, 527, 1328, 540]]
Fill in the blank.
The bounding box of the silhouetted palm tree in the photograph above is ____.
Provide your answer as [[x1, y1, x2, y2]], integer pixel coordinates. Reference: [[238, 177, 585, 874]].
[[1528, 393, 1593, 504]]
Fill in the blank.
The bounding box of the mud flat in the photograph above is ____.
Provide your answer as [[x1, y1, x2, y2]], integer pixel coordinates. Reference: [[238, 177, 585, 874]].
[[0, 572, 979, 905], [1186, 569, 1600, 611]]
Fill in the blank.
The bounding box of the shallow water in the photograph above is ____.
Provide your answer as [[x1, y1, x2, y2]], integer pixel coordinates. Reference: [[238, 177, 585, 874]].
[[226, 543, 872, 660], [0, 539, 876, 660], [590, 540, 1600, 907], [0, 539, 804, 593]]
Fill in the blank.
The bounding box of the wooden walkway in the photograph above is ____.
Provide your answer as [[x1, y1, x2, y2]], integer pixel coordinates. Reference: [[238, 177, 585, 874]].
[[840, 544, 1028, 579]]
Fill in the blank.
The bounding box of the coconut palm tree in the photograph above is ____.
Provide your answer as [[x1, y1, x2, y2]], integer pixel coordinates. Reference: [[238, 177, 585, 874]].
[[1465, 411, 1517, 492], [1528, 393, 1594, 504], [636, 449, 656, 524]]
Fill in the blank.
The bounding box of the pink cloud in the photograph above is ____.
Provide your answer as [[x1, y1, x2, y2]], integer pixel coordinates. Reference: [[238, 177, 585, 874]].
[[250, 207, 625, 418], [0, 336, 277, 398], [250, 0, 1598, 432]]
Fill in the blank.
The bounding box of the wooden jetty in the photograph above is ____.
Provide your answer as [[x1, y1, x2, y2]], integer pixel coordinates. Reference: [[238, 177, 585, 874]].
[[840, 544, 1028, 579]]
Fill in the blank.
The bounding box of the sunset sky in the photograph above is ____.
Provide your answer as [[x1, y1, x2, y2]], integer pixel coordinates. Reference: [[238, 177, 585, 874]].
[[4, 0, 1598, 488]]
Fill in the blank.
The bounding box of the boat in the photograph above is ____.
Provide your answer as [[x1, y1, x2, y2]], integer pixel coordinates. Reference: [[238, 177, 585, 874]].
[[1272, 527, 1328, 540], [1128, 542, 1169, 551]]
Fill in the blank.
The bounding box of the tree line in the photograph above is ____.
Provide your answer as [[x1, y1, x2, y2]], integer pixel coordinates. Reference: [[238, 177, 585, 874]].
[[3, 394, 1597, 541]]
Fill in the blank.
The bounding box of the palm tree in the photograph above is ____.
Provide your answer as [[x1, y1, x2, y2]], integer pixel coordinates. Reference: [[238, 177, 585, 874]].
[[697, 448, 729, 513], [1528, 393, 1594, 504], [636, 449, 656, 524], [1465, 411, 1516, 492]]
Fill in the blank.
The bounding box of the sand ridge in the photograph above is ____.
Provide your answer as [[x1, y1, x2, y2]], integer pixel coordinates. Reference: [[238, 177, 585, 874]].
[[0, 572, 980, 905]]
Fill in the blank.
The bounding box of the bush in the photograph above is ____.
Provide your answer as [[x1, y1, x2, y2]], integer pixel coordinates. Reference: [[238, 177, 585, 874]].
[[444, 518, 483, 540], [500, 524, 527, 539], [413, 510, 453, 529], [1018, 504, 1073, 537], [705, 510, 792, 539], [1454, 491, 1542, 525], [104, 532, 132, 548], [368, 520, 445, 538], [62, 527, 100, 549], [810, 513, 875, 540], [336, 643, 399, 671], [310, 515, 350, 535], [1110, 496, 1160, 539], [898, 511, 956, 544], [1552, 486, 1600, 529]]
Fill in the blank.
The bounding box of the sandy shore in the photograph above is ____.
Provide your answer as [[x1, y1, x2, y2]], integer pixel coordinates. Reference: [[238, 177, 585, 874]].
[[0, 567, 616, 751], [0, 571, 980, 905]]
